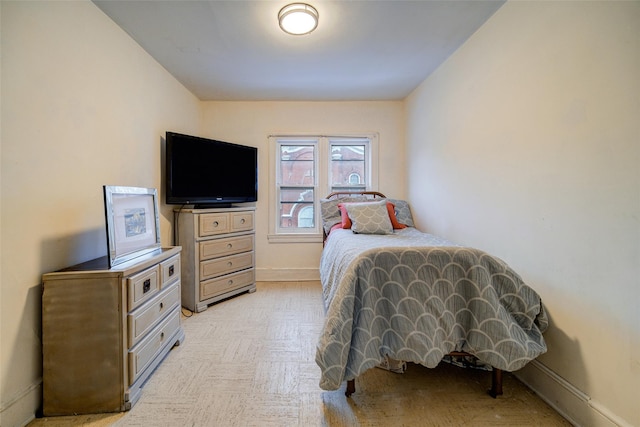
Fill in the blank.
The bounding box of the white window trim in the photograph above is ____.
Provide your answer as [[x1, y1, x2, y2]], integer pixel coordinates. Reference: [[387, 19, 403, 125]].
[[274, 137, 320, 236], [267, 133, 379, 243]]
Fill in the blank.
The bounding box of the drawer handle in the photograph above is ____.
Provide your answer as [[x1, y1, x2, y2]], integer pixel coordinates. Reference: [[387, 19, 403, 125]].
[[227, 261, 233, 267], [169, 265, 174, 276], [227, 243, 233, 249], [160, 332, 165, 340], [143, 279, 151, 293], [159, 302, 164, 310], [228, 279, 234, 286], [213, 221, 219, 227], [240, 218, 245, 224]]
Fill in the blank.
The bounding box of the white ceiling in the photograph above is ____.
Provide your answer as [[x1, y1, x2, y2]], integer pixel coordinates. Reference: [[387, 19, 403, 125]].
[[93, 1, 504, 101]]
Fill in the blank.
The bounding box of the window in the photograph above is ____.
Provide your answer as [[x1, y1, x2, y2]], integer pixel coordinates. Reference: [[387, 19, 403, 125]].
[[276, 140, 317, 232], [269, 135, 377, 242], [329, 140, 367, 193]]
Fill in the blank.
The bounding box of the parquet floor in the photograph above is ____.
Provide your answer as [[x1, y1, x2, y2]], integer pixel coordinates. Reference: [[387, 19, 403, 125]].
[[29, 281, 570, 427]]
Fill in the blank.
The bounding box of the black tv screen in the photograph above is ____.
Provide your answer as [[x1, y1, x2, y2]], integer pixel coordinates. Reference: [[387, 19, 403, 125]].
[[165, 132, 257, 207]]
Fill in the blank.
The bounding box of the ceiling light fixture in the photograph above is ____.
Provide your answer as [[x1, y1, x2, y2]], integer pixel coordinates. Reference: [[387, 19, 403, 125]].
[[278, 3, 319, 35]]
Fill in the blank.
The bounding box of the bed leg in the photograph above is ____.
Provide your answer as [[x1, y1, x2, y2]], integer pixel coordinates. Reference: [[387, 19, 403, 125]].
[[345, 379, 355, 397], [488, 368, 503, 398]]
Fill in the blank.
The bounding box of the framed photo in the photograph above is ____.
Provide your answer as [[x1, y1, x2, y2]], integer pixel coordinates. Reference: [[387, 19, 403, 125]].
[[103, 185, 162, 268]]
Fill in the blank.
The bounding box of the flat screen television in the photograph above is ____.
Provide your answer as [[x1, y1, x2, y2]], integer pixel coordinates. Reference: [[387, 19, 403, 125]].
[[165, 132, 257, 208]]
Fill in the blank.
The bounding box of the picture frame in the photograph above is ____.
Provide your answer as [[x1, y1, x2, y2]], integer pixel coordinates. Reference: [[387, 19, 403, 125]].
[[103, 185, 162, 268]]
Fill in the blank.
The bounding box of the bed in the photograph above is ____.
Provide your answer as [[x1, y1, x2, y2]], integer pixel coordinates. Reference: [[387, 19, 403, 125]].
[[315, 191, 548, 397]]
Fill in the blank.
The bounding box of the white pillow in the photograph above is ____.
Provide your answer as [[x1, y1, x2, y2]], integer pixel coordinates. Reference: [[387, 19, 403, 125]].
[[345, 200, 393, 235]]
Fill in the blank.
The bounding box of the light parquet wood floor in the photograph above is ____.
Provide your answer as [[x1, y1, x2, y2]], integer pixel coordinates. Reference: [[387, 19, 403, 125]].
[[29, 281, 570, 427]]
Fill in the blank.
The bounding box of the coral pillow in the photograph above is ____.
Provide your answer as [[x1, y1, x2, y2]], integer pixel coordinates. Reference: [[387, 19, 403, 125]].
[[386, 202, 407, 229], [386, 199, 414, 227], [338, 201, 407, 230], [337, 203, 353, 229]]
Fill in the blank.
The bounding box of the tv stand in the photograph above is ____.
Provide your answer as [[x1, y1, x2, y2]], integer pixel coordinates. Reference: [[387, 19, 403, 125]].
[[175, 206, 256, 312]]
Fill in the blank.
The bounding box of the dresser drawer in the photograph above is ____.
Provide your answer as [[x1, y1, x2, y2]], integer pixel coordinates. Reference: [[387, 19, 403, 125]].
[[127, 281, 180, 348], [230, 211, 254, 232], [200, 252, 254, 281], [160, 254, 180, 287], [127, 266, 160, 311], [200, 269, 255, 301], [128, 306, 181, 385], [199, 213, 229, 237], [199, 235, 254, 261]]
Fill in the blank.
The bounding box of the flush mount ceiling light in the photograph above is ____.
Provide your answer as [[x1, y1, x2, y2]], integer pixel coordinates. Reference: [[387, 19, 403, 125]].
[[278, 3, 319, 35]]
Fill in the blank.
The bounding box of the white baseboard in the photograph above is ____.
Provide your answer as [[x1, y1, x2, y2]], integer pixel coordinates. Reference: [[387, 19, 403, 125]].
[[515, 360, 632, 427], [256, 268, 319, 282], [0, 380, 40, 427]]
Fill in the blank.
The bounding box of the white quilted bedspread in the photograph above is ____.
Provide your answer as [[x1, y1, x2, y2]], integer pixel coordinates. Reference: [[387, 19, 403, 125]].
[[316, 227, 548, 391]]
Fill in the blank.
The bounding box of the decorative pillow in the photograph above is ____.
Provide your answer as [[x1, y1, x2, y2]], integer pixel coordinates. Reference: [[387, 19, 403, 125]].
[[386, 199, 415, 227], [339, 201, 406, 230], [385, 202, 407, 229], [320, 196, 369, 235], [344, 200, 393, 235], [337, 203, 352, 229]]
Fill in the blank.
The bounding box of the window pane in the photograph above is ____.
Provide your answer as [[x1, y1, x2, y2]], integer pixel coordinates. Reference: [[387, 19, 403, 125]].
[[279, 188, 314, 228], [280, 145, 315, 186], [280, 187, 314, 202], [330, 144, 366, 188], [331, 185, 366, 193], [298, 206, 314, 228]]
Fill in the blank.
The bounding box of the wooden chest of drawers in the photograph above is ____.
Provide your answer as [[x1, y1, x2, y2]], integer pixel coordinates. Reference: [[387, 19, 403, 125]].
[[176, 207, 256, 312], [41, 247, 184, 415]]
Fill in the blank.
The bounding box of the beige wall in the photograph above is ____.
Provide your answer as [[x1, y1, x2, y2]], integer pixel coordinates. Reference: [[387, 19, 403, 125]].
[[1, 2, 405, 423], [0, 1, 200, 425], [405, 2, 639, 426], [4, 0, 638, 425], [200, 101, 405, 280]]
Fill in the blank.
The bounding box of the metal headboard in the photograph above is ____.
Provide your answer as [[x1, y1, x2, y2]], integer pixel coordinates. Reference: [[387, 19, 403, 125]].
[[325, 191, 386, 200]]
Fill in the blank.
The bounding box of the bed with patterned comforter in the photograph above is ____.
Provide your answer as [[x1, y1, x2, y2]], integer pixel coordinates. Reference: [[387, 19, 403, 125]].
[[315, 227, 548, 392]]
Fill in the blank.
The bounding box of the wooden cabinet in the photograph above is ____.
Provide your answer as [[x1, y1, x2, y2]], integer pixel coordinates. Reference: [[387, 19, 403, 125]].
[[41, 247, 184, 416], [175, 207, 256, 312]]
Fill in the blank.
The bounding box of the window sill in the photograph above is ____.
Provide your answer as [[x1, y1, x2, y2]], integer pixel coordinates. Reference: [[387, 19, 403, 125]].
[[267, 233, 323, 244]]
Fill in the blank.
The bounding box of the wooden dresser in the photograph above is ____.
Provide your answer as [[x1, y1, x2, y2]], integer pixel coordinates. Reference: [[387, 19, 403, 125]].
[[41, 247, 184, 416], [175, 207, 256, 312]]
